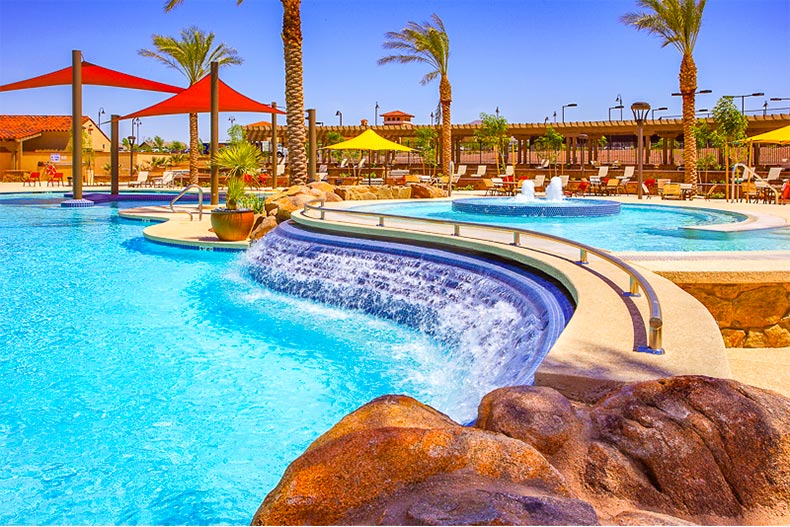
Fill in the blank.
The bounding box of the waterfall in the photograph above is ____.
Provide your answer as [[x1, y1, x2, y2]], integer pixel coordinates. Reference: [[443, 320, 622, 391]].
[[243, 223, 573, 391]]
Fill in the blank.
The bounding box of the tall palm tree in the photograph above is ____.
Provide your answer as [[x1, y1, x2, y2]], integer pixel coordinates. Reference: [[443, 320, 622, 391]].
[[139, 26, 242, 184], [164, 0, 308, 186], [379, 14, 452, 194], [622, 0, 706, 192]]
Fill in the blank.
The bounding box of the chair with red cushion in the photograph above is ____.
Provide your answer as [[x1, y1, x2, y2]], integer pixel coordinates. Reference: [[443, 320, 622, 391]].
[[25, 172, 41, 186]]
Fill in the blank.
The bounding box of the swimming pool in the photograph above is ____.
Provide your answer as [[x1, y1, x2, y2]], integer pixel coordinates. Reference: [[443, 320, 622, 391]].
[[349, 200, 790, 252], [0, 194, 570, 524]]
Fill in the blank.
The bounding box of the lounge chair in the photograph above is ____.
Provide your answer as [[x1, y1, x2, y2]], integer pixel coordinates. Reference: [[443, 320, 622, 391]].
[[661, 183, 682, 200], [153, 171, 175, 188], [559, 175, 569, 188], [452, 164, 467, 179], [641, 183, 652, 199], [765, 167, 782, 184], [128, 171, 150, 188], [471, 165, 487, 178], [740, 181, 759, 203], [656, 178, 672, 197], [489, 177, 505, 195], [503, 165, 515, 180], [317, 164, 329, 181], [533, 174, 546, 191], [536, 159, 550, 169], [622, 166, 635, 180], [566, 181, 590, 197]]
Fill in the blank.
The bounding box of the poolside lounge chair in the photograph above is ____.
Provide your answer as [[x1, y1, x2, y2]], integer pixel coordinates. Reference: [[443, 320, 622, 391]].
[[602, 178, 622, 195], [622, 166, 635, 180], [153, 171, 175, 188], [471, 165, 487, 178], [339, 158, 349, 169], [566, 181, 590, 197], [765, 167, 783, 184], [559, 175, 569, 188], [536, 159, 550, 169], [740, 181, 759, 203], [533, 174, 546, 191], [503, 165, 515, 180], [656, 178, 672, 197], [129, 171, 149, 188], [452, 164, 467, 179], [489, 177, 506, 195], [661, 183, 682, 200], [317, 164, 329, 181]]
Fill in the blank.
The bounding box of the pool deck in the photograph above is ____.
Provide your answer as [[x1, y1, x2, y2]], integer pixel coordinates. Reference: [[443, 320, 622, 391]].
[[3, 182, 789, 397]]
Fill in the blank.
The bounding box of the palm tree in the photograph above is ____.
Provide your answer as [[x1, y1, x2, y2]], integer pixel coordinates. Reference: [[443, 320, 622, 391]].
[[379, 14, 452, 194], [138, 26, 242, 184], [622, 0, 706, 192], [164, 0, 308, 186]]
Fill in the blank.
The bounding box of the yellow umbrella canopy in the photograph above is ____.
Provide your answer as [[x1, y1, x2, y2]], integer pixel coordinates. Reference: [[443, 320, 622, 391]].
[[742, 124, 790, 144], [325, 129, 412, 151]]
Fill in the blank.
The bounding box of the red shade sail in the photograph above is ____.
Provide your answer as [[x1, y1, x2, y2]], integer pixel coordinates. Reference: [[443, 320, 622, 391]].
[[118, 74, 284, 119], [0, 61, 183, 93]]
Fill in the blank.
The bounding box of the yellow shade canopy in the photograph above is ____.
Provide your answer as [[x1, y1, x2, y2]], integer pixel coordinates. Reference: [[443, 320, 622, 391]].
[[325, 129, 413, 151], [742, 124, 790, 144]]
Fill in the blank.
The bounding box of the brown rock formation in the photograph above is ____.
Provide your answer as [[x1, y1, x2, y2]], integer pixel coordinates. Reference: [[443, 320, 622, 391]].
[[253, 377, 790, 526], [410, 183, 449, 199]]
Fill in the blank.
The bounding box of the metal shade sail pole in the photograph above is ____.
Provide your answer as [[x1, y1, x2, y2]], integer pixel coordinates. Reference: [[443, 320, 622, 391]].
[[210, 62, 219, 206], [71, 50, 83, 200]]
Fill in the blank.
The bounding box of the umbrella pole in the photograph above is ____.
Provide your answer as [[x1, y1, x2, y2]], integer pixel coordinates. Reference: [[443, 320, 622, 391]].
[[210, 62, 219, 206], [71, 50, 83, 200]]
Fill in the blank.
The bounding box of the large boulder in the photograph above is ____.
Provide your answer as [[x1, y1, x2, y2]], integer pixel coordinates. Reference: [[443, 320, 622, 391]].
[[478, 376, 790, 524], [252, 395, 574, 526], [410, 183, 448, 199]]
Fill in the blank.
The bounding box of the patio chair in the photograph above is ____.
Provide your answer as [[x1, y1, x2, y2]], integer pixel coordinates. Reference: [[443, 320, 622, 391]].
[[533, 174, 546, 191], [740, 181, 759, 203], [602, 178, 622, 195], [641, 183, 652, 199], [503, 165, 515, 181], [452, 164, 467, 179], [622, 165, 635, 180], [24, 172, 41, 186], [559, 175, 569, 188], [47, 172, 64, 186], [471, 165, 487, 178], [661, 183, 682, 200], [536, 159, 550, 169], [618, 177, 632, 194], [765, 167, 783, 185], [128, 171, 150, 188], [656, 178, 672, 197], [339, 158, 349, 169], [317, 164, 329, 181], [565, 181, 589, 197], [595, 166, 610, 180], [489, 177, 506, 195]]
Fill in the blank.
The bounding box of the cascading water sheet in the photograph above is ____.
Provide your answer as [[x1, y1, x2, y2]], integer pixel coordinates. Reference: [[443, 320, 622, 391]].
[[245, 222, 573, 390]]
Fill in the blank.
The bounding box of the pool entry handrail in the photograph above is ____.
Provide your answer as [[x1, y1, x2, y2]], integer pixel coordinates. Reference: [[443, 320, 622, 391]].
[[169, 184, 204, 221], [302, 198, 664, 354]]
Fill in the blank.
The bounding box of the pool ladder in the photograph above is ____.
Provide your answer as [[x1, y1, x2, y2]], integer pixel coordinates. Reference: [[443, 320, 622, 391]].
[[169, 184, 204, 221]]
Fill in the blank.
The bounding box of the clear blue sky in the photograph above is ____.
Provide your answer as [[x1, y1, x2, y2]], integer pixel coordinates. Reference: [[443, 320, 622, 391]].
[[1, 0, 788, 142]]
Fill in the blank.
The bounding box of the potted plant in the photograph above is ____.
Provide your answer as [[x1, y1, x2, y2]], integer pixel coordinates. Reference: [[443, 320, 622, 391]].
[[211, 141, 264, 241]]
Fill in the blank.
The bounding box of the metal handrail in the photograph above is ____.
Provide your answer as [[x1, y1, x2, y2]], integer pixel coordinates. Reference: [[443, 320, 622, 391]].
[[301, 198, 664, 354], [733, 163, 779, 204], [169, 184, 204, 221]]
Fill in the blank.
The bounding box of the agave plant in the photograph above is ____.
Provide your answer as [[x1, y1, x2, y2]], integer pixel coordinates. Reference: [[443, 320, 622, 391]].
[[214, 141, 264, 180], [224, 176, 246, 210]]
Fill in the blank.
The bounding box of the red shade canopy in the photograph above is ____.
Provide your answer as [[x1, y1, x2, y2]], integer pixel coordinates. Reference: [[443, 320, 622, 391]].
[[118, 74, 284, 119], [0, 61, 183, 93]]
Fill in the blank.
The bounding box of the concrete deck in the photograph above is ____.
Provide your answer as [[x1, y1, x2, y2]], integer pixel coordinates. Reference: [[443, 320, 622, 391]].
[[3, 182, 789, 397]]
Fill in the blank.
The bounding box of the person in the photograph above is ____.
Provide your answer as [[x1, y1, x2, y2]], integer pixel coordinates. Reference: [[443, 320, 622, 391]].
[[780, 179, 790, 205]]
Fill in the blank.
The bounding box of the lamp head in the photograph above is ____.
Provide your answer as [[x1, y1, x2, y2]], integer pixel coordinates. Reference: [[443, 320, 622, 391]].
[[567, 103, 577, 108], [631, 101, 651, 122]]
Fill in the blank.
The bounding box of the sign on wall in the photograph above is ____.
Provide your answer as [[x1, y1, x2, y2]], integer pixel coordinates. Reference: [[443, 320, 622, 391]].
[[50, 154, 61, 163]]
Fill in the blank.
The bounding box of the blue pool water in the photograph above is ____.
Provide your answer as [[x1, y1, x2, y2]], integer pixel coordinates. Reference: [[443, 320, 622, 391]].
[[352, 200, 790, 252], [0, 193, 570, 525]]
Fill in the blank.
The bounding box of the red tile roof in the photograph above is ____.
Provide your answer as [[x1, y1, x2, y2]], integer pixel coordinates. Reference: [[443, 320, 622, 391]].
[[380, 110, 414, 118], [0, 115, 90, 141]]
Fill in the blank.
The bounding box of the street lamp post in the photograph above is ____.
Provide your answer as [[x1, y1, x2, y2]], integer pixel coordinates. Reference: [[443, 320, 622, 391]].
[[335, 110, 342, 126], [651, 106, 668, 120], [615, 94, 623, 119], [631, 102, 650, 200], [97, 107, 106, 130], [127, 135, 135, 181], [374, 101, 379, 126], [430, 112, 434, 125], [608, 105, 624, 121], [725, 92, 765, 113], [562, 103, 577, 123], [495, 106, 500, 118]]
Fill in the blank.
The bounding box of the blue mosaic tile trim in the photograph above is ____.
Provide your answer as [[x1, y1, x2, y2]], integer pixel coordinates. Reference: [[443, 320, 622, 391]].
[[452, 197, 621, 217], [60, 199, 95, 208], [146, 238, 245, 252]]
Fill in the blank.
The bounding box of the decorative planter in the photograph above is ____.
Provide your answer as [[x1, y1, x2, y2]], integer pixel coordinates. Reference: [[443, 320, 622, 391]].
[[210, 209, 255, 241]]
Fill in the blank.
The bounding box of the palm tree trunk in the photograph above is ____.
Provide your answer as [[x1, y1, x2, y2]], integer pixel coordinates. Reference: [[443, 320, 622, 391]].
[[281, 0, 307, 185], [439, 75, 452, 195], [680, 53, 698, 192], [189, 112, 199, 185]]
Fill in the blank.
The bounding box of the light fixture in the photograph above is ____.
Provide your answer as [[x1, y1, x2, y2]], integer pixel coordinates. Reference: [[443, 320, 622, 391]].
[[631, 101, 650, 200], [562, 103, 577, 123]]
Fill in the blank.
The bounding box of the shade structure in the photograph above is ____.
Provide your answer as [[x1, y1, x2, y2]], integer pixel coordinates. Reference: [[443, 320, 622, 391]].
[[118, 74, 284, 119], [324, 129, 412, 151], [741, 125, 790, 145], [0, 61, 182, 93]]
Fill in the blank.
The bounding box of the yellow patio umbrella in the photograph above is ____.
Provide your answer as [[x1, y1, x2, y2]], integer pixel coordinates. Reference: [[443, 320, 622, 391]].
[[325, 129, 412, 184], [741, 124, 790, 145]]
